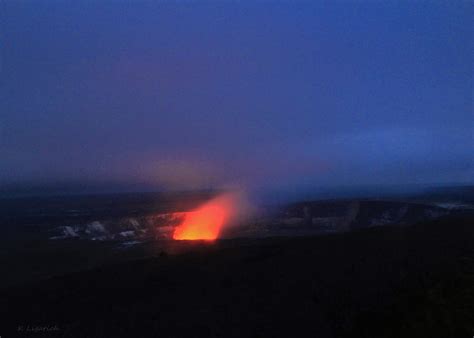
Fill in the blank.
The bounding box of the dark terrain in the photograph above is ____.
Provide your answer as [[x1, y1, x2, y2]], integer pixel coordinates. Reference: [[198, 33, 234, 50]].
[[0, 188, 473, 337], [1, 214, 473, 338]]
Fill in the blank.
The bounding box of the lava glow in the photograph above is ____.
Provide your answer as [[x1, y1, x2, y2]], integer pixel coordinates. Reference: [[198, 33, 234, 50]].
[[172, 194, 235, 240]]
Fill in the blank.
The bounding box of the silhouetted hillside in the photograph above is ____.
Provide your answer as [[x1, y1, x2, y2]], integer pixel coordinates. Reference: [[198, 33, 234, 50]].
[[1, 215, 472, 338]]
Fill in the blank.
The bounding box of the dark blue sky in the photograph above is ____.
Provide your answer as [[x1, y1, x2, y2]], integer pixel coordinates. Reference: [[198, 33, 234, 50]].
[[1, 1, 472, 192]]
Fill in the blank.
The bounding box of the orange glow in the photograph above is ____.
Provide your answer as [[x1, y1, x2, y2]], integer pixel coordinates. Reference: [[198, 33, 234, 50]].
[[173, 194, 234, 240]]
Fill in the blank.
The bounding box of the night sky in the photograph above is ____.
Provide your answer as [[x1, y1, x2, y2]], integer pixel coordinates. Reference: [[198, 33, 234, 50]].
[[1, 1, 472, 194]]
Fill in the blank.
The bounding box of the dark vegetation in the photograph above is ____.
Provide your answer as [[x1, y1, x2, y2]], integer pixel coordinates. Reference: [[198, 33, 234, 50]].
[[1, 214, 473, 338]]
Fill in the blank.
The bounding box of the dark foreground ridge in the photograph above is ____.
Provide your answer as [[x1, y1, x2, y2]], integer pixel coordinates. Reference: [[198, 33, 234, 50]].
[[1, 215, 473, 338]]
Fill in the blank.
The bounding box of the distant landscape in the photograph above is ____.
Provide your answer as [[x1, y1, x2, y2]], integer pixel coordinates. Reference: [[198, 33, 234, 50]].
[[0, 186, 473, 337]]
